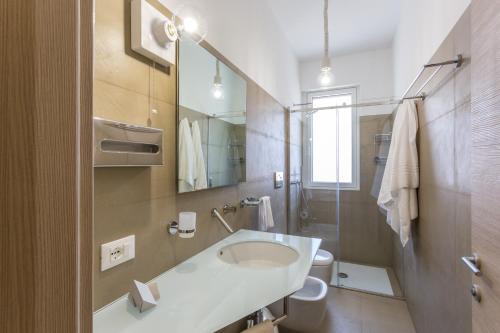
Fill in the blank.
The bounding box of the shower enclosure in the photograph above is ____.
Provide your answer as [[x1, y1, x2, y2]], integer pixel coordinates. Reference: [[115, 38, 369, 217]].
[[288, 86, 405, 298]]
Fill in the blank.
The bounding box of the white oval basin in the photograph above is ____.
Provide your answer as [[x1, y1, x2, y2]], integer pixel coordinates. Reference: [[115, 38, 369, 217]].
[[217, 241, 299, 268]]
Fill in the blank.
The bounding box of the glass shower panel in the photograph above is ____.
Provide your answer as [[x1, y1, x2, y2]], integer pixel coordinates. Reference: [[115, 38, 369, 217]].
[[335, 111, 405, 297], [288, 90, 405, 298]]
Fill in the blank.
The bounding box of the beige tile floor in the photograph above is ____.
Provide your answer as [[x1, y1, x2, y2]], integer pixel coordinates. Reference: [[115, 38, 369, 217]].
[[280, 287, 416, 333]]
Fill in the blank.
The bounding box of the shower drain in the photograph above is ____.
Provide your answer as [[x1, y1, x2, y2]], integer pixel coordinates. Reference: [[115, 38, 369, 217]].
[[337, 272, 349, 279]]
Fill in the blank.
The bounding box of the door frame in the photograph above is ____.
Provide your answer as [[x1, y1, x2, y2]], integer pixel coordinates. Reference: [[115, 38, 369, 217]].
[[0, 0, 94, 331]]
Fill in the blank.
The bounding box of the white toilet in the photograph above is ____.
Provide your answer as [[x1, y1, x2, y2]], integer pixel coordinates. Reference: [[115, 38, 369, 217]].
[[309, 249, 334, 284], [269, 276, 328, 332], [268, 249, 333, 332]]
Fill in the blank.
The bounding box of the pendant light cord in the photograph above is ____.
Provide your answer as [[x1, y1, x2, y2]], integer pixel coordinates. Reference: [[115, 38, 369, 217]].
[[323, 0, 329, 61]]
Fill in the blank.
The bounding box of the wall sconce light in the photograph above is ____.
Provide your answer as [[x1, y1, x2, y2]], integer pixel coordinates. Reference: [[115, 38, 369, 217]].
[[131, 0, 207, 67], [172, 3, 208, 44]]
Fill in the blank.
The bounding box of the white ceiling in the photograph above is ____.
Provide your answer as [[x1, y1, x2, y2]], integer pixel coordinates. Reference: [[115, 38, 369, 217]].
[[265, 0, 401, 61]]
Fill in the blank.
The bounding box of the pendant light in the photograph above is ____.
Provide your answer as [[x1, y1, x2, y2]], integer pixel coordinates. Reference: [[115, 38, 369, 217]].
[[211, 59, 224, 100], [318, 0, 334, 86]]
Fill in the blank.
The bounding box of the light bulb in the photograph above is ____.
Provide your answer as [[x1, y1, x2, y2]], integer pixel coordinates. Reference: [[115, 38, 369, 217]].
[[172, 3, 208, 44], [211, 84, 224, 100], [318, 67, 334, 86], [183, 17, 199, 34]]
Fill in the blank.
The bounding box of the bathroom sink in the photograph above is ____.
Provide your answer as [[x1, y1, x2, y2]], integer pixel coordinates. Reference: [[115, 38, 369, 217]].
[[217, 241, 299, 268]]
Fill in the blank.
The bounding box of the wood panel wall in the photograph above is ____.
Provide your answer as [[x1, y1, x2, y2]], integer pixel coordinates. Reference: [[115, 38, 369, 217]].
[[0, 0, 93, 332], [471, 0, 500, 332]]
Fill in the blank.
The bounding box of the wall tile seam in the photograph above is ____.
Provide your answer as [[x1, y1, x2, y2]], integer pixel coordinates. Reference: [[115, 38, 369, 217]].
[[454, 97, 472, 110], [93, 194, 176, 209], [94, 184, 284, 209], [418, 181, 468, 195], [238, 178, 278, 185], [94, 78, 175, 105], [419, 107, 458, 130], [246, 129, 287, 143]]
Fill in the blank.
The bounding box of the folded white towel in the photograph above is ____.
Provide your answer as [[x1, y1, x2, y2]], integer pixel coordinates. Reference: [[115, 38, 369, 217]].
[[191, 121, 207, 190], [377, 100, 419, 246], [258, 196, 275, 232], [178, 118, 195, 192]]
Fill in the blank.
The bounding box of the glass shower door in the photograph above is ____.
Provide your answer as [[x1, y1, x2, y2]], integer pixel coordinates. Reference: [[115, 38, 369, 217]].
[[335, 110, 405, 297], [288, 87, 405, 298]]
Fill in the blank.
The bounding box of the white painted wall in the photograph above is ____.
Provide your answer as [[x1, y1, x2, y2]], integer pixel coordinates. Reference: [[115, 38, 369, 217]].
[[299, 48, 394, 115], [392, 0, 471, 96], [159, 0, 301, 107]]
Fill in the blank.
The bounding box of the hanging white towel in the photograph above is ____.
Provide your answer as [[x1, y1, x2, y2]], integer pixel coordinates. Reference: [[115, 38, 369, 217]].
[[258, 196, 275, 232], [178, 118, 195, 192], [191, 121, 208, 190], [377, 100, 419, 246]]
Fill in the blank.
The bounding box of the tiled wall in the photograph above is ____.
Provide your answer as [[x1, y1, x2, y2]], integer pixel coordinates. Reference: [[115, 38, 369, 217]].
[[395, 8, 472, 333], [93, 0, 288, 311]]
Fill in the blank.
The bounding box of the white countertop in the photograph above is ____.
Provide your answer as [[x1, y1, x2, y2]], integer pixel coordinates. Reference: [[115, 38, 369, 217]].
[[93, 229, 321, 333]]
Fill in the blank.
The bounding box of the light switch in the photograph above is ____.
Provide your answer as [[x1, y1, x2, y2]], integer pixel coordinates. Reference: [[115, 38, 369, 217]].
[[274, 171, 284, 189], [101, 235, 135, 271]]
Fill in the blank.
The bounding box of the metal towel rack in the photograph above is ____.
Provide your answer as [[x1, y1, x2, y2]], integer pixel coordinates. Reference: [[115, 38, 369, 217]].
[[289, 54, 463, 113], [240, 197, 260, 208]]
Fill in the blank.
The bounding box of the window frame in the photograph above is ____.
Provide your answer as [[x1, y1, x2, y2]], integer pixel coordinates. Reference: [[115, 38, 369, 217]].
[[303, 86, 360, 191]]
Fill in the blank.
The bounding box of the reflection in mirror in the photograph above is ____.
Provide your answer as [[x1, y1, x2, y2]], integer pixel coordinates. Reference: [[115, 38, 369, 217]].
[[177, 39, 246, 193]]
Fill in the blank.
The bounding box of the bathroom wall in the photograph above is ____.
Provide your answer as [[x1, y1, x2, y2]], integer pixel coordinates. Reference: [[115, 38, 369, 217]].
[[93, 0, 288, 311], [159, 0, 301, 108], [394, 9, 471, 333], [392, 0, 471, 97]]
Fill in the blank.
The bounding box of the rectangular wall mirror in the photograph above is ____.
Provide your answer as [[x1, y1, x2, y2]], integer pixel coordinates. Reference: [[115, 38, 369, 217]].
[[177, 39, 247, 193]]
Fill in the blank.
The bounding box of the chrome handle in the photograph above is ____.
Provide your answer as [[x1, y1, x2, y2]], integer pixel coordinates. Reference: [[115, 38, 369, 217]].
[[461, 254, 481, 276], [471, 284, 481, 302], [211, 208, 234, 234], [222, 204, 237, 214]]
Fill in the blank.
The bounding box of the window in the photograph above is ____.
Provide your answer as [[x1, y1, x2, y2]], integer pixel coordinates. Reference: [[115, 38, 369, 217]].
[[304, 87, 359, 190]]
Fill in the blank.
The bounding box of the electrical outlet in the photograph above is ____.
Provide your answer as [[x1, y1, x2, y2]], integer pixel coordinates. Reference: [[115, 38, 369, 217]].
[[101, 235, 135, 271]]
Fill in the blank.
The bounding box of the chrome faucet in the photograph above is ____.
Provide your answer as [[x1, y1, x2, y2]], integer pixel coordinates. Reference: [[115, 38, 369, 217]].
[[211, 208, 234, 233], [222, 204, 237, 214]]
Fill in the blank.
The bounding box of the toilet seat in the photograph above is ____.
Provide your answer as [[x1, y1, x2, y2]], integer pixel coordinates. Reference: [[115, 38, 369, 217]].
[[291, 276, 328, 301], [313, 249, 334, 266]]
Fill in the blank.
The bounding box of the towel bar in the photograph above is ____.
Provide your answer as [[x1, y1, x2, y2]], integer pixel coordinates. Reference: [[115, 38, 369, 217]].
[[240, 197, 260, 208]]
